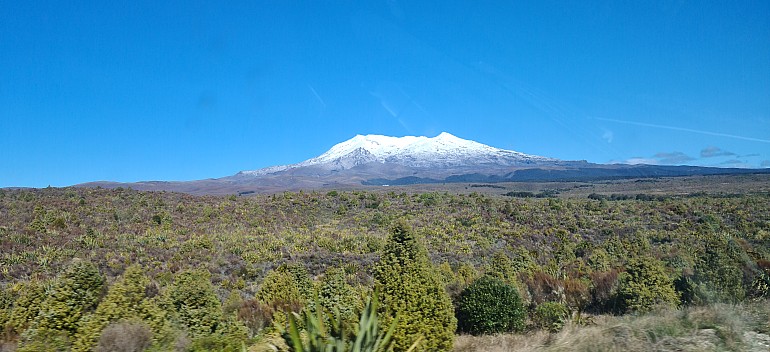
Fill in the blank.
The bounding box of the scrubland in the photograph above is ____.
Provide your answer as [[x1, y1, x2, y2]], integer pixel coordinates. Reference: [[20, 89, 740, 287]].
[[0, 181, 768, 351]]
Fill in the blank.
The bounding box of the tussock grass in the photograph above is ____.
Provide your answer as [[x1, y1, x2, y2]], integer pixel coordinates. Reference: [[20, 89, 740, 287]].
[[454, 301, 770, 352]]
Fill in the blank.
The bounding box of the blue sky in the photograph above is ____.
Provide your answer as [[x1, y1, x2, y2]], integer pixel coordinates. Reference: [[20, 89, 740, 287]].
[[2, 1, 769, 187]]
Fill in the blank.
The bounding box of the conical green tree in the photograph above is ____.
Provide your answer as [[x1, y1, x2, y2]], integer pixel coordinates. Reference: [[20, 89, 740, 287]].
[[35, 260, 105, 334], [167, 269, 222, 337], [317, 267, 359, 325], [373, 220, 456, 352], [5, 280, 46, 334], [72, 264, 166, 352], [257, 263, 312, 311]]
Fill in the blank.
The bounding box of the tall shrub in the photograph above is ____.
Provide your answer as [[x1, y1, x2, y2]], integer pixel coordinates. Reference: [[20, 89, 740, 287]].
[[35, 260, 105, 334], [167, 269, 222, 337], [72, 264, 165, 352], [373, 220, 456, 351], [257, 263, 312, 312]]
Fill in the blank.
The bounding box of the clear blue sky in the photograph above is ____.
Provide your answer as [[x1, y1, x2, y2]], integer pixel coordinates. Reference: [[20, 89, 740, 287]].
[[2, 1, 769, 187]]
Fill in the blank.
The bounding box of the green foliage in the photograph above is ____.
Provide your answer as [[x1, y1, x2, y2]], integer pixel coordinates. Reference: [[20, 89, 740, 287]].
[[438, 262, 478, 299], [348, 294, 414, 352], [688, 234, 748, 304], [373, 220, 456, 351], [0, 286, 10, 327], [187, 334, 244, 352], [533, 302, 570, 332], [166, 269, 222, 337], [587, 247, 612, 271], [5, 280, 46, 333], [72, 264, 165, 352], [16, 327, 71, 352], [1, 185, 769, 349], [673, 275, 697, 306], [749, 271, 770, 299], [616, 257, 679, 314], [35, 260, 105, 334], [257, 265, 311, 302], [455, 276, 525, 335], [283, 304, 347, 351], [257, 265, 310, 312], [282, 263, 315, 300], [277, 292, 412, 352], [486, 252, 519, 283], [317, 267, 359, 325], [187, 317, 248, 352]]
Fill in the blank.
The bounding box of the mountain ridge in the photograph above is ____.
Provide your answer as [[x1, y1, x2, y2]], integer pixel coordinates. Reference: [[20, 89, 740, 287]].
[[72, 132, 770, 195], [239, 132, 555, 176]]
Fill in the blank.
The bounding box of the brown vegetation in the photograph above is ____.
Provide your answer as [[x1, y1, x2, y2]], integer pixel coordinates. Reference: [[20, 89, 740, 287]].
[[0, 177, 768, 350]]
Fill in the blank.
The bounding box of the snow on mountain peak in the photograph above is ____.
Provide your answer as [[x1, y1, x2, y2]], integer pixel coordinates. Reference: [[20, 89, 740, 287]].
[[241, 132, 554, 176], [310, 132, 481, 162]]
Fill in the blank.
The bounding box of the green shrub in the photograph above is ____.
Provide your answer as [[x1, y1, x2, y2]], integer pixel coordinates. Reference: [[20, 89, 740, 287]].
[[35, 260, 105, 334], [277, 291, 411, 352], [374, 220, 456, 351], [166, 269, 222, 337], [257, 264, 312, 313], [616, 257, 678, 314], [749, 271, 769, 299], [16, 327, 71, 352], [688, 234, 749, 304], [317, 267, 359, 325], [533, 302, 570, 332], [455, 276, 525, 335], [72, 264, 165, 352], [188, 317, 248, 352], [486, 252, 518, 283], [0, 286, 10, 328], [5, 280, 46, 333]]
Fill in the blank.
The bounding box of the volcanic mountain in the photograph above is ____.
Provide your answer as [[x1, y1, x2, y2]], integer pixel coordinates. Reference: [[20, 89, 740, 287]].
[[78, 132, 768, 195], [241, 132, 556, 175]]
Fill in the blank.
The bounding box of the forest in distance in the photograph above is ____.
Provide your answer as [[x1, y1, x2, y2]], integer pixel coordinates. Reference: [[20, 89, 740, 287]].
[[1, 174, 769, 351]]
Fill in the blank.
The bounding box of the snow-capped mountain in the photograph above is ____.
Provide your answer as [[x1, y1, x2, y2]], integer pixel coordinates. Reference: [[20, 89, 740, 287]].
[[241, 132, 555, 176], [76, 132, 769, 195]]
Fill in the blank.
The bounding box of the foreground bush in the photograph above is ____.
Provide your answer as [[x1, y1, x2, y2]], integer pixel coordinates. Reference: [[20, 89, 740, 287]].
[[167, 270, 222, 337], [73, 265, 164, 352], [453, 301, 770, 352], [35, 260, 105, 334], [455, 276, 525, 335], [533, 302, 570, 332], [616, 257, 679, 313], [374, 220, 456, 351], [94, 321, 152, 352], [277, 292, 416, 352]]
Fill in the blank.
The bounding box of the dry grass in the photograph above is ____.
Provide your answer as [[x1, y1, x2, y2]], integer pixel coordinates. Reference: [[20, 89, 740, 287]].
[[454, 301, 770, 352], [454, 332, 550, 352]]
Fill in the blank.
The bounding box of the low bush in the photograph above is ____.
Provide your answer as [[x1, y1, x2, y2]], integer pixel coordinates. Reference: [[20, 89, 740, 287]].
[[455, 276, 525, 335], [533, 302, 570, 332], [95, 321, 152, 352]]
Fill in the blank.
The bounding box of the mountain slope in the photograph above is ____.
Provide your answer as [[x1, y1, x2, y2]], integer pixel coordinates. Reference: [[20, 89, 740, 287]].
[[75, 132, 770, 195], [240, 132, 555, 176]]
